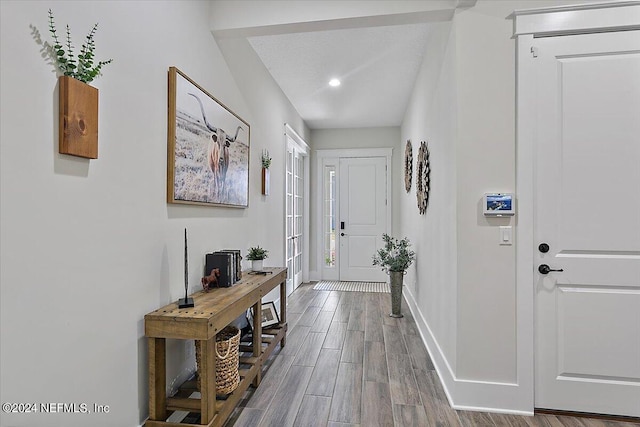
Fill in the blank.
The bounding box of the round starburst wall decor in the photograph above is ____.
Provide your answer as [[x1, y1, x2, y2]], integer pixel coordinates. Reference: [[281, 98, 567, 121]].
[[404, 140, 413, 193], [416, 141, 430, 214]]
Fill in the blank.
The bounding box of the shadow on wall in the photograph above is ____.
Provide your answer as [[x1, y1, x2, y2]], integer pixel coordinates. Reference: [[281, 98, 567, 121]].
[[167, 204, 248, 220], [137, 319, 149, 425]]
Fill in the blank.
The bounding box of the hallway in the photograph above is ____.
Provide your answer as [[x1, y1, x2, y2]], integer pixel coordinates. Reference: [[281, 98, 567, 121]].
[[225, 284, 639, 427]]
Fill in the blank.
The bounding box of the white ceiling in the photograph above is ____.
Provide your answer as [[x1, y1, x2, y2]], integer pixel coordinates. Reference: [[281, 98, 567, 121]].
[[248, 23, 433, 129]]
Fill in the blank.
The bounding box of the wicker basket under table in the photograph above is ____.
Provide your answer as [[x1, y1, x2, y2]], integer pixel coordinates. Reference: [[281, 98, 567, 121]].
[[195, 325, 240, 395]]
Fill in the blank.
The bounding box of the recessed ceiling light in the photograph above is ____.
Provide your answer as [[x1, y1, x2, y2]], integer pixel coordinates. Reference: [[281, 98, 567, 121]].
[[329, 78, 341, 87]]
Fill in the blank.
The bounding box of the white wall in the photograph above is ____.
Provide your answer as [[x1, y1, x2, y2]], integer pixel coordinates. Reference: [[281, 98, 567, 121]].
[[309, 127, 400, 276], [399, 19, 460, 389], [311, 127, 399, 151], [454, 4, 517, 384], [0, 1, 305, 426]]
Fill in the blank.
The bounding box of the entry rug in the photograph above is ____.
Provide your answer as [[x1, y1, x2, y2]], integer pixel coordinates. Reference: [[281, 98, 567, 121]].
[[313, 280, 389, 293]]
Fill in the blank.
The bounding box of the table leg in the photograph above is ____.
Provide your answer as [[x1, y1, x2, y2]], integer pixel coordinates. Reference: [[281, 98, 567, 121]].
[[199, 337, 216, 425], [280, 279, 287, 347], [252, 301, 262, 387], [148, 337, 166, 421]]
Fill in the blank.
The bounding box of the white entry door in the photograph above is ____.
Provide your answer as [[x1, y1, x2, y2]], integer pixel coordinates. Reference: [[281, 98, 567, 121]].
[[338, 157, 388, 282], [534, 31, 640, 417]]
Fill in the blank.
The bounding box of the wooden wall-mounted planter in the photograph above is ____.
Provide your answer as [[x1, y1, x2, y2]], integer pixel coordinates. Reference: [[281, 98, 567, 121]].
[[59, 75, 99, 159], [261, 168, 270, 195]]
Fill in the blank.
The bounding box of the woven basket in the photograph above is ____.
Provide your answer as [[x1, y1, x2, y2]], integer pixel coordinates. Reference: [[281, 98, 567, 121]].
[[195, 325, 240, 395]]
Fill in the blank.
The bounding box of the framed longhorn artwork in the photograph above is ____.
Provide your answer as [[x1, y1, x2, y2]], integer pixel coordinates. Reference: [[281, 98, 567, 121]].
[[167, 67, 250, 207]]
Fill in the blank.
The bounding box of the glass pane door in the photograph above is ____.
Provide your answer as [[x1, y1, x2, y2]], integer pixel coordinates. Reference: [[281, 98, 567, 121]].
[[285, 134, 307, 295]]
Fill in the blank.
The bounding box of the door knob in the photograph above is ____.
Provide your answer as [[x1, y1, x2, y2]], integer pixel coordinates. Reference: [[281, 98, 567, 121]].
[[538, 264, 564, 274], [340, 232, 346, 236]]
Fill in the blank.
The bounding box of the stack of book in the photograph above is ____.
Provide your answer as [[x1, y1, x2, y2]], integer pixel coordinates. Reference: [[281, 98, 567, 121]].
[[204, 250, 242, 288]]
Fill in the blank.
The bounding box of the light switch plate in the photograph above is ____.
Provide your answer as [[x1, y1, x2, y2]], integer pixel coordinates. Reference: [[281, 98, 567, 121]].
[[499, 226, 512, 245]]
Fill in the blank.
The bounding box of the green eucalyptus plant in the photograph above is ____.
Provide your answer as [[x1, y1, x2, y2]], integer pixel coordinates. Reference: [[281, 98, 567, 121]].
[[47, 9, 112, 83], [372, 233, 415, 273], [261, 150, 272, 169], [247, 246, 269, 261]]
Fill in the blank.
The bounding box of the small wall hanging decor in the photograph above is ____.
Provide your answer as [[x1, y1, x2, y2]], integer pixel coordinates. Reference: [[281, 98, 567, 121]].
[[46, 9, 112, 159], [404, 140, 413, 193], [261, 149, 271, 195], [416, 141, 430, 214], [167, 67, 250, 207], [59, 76, 99, 159]]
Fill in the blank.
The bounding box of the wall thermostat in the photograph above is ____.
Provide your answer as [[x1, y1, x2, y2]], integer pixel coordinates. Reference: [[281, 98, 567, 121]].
[[483, 193, 515, 216]]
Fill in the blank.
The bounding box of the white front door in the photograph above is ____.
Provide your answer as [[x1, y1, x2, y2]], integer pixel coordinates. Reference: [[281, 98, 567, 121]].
[[534, 30, 640, 417], [338, 157, 388, 282]]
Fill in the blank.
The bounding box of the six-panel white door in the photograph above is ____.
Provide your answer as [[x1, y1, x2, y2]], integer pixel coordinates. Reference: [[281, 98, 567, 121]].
[[534, 30, 640, 417], [338, 157, 388, 282]]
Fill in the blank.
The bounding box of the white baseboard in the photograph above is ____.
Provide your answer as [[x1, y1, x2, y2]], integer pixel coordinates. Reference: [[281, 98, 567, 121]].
[[403, 285, 457, 408], [403, 286, 533, 416]]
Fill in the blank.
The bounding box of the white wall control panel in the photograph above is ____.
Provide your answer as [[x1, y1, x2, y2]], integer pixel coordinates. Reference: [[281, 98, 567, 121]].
[[483, 193, 515, 216], [499, 226, 512, 245]]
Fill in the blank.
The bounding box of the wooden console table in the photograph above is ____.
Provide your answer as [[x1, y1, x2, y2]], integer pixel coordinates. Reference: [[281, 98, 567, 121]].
[[144, 267, 287, 427]]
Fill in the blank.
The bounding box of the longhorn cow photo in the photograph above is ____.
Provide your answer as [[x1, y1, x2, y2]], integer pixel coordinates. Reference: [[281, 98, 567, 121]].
[[167, 67, 250, 207]]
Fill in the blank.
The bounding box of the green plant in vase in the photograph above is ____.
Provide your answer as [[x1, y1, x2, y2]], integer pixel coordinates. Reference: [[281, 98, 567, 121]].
[[372, 234, 415, 317], [261, 150, 272, 169], [47, 9, 113, 83], [42, 9, 113, 159]]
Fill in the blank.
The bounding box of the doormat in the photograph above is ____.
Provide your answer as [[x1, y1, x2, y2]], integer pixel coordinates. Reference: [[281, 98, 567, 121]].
[[313, 281, 389, 293]]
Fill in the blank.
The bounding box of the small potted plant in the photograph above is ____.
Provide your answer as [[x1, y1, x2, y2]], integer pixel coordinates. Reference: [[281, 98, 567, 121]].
[[246, 246, 269, 272], [372, 234, 415, 318]]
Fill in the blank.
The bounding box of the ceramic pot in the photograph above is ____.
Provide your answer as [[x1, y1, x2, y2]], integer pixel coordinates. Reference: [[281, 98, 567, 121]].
[[251, 259, 264, 272]]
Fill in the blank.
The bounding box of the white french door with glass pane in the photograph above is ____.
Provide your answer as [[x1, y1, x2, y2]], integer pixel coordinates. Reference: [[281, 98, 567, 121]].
[[285, 128, 308, 296]]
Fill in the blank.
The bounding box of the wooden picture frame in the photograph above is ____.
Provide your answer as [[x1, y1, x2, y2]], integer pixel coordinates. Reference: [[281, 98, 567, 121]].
[[167, 67, 250, 207], [259, 302, 280, 328]]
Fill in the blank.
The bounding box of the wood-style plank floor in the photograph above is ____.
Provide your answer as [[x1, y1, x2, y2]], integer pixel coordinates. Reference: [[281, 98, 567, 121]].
[[224, 284, 640, 427]]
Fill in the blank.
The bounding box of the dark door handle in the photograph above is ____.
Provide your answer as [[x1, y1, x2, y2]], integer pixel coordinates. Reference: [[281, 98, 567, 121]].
[[340, 232, 346, 236], [538, 264, 564, 274]]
